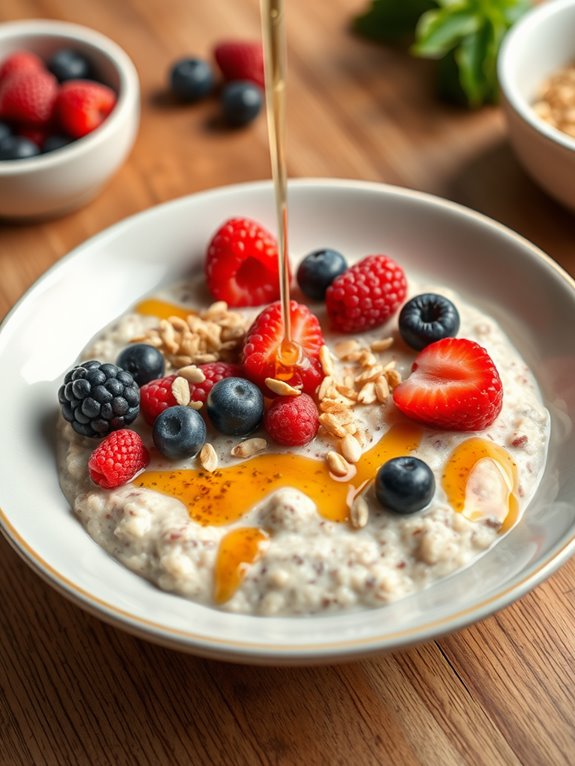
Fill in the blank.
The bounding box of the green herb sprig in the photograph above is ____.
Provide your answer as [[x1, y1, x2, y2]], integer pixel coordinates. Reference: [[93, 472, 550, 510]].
[[353, 0, 532, 107]]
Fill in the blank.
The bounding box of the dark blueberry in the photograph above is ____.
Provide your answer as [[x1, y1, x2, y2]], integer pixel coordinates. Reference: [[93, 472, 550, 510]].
[[206, 377, 264, 436], [153, 405, 207, 460], [48, 49, 93, 82], [0, 121, 12, 143], [375, 457, 435, 515], [0, 135, 40, 161], [169, 57, 215, 102], [57, 360, 139, 438], [43, 134, 73, 153], [116, 343, 165, 386], [398, 293, 460, 351], [221, 81, 262, 127], [296, 249, 348, 301]]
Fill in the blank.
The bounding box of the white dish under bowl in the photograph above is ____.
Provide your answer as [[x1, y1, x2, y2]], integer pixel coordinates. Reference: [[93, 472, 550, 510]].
[[0, 179, 573, 664], [498, 0, 575, 211]]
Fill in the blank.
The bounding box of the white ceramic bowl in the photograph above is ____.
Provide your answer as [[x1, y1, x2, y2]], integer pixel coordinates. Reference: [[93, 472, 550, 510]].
[[0, 180, 574, 665], [498, 0, 575, 211], [0, 20, 139, 219]]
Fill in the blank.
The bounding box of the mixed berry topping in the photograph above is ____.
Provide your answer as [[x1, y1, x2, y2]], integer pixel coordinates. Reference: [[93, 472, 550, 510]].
[[296, 248, 348, 301], [375, 457, 435, 515], [206, 377, 264, 436], [153, 406, 207, 460], [116, 343, 165, 387], [398, 293, 460, 350], [264, 393, 320, 446], [88, 429, 149, 488]]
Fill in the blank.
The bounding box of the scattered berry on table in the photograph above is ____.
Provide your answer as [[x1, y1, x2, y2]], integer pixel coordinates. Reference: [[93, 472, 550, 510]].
[[169, 57, 215, 102], [296, 248, 348, 301], [58, 360, 140, 438], [398, 293, 460, 350], [375, 456, 435, 515], [0, 50, 43, 81], [116, 343, 165, 386], [0, 135, 39, 160], [264, 393, 319, 446], [206, 377, 264, 436], [393, 337, 503, 431], [188, 362, 243, 404], [48, 48, 93, 83], [326, 254, 407, 333], [0, 69, 58, 126], [153, 405, 207, 460], [213, 40, 264, 88], [241, 300, 325, 396], [205, 217, 281, 307], [221, 81, 262, 127], [55, 80, 116, 138], [140, 375, 178, 425], [42, 133, 73, 153], [88, 429, 149, 488]]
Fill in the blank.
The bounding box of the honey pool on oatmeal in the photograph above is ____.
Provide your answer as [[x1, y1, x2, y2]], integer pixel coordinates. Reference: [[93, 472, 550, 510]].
[[56, 276, 549, 616]]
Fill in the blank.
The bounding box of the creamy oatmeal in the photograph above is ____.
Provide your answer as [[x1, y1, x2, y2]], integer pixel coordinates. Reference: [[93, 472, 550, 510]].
[[56, 277, 549, 616]]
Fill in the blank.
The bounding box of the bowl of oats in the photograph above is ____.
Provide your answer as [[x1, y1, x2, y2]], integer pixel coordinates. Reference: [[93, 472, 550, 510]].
[[498, 0, 575, 212]]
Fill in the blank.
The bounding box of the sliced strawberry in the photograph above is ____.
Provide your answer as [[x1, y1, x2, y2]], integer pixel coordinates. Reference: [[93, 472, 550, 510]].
[[392, 338, 503, 431], [205, 217, 282, 308], [241, 301, 325, 396], [213, 41, 264, 88]]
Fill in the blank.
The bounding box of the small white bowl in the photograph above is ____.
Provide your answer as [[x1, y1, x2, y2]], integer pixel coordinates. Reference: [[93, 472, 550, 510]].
[[498, 0, 575, 212], [0, 20, 139, 219]]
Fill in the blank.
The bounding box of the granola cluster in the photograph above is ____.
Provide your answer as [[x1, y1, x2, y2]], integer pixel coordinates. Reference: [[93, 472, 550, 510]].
[[533, 62, 575, 139]]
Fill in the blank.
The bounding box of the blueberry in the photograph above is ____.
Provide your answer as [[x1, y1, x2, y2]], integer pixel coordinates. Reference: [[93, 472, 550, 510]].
[[0, 121, 11, 143], [169, 58, 215, 102], [0, 136, 40, 161], [153, 405, 207, 460], [221, 81, 262, 127], [43, 134, 73, 153], [116, 343, 165, 386], [398, 293, 460, 351], [296, 249, 348, 301], [207, 377, 264, 436], [48, 49, 93, 82], [375, 457, 435, 515]]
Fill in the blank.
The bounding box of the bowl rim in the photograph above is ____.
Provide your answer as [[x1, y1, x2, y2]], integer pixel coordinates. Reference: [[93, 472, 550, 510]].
[[0, 177, 574, 664], [498, 0, 575, 153], [0, 18, 139, 175]]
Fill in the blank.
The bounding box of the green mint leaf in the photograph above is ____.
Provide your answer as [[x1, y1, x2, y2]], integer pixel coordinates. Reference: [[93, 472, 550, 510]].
[[412, 6, 481, 58], [353, 0, 436, 43]]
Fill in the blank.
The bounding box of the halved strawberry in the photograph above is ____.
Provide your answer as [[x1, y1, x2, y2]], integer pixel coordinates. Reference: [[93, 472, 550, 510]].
[[241, 301, 324, 396], [392, 338, 503, 431], [205, 217, 282, 308]]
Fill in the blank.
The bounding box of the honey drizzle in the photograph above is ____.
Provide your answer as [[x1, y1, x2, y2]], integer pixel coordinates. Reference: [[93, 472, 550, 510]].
[[135, 298, 190, 321], [214, 528, 269, 604]]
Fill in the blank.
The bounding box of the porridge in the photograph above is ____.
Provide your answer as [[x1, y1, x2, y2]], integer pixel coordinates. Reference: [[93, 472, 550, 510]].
[[56, 221, 549, 616]]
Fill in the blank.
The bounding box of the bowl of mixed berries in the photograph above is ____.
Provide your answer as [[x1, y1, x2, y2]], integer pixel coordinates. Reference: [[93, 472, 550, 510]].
[[0, 19, 139, 219]]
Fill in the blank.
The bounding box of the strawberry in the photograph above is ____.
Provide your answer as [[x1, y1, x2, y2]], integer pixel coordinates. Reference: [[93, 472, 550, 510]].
[[55, 80, 116, 138], [0, 69, 58, 125], [213, 41, 264, 87], [0, 51, 43, 82], [393, 338, 503, 431], [205, 217, 282, 307], [241, 301, 325, 396]]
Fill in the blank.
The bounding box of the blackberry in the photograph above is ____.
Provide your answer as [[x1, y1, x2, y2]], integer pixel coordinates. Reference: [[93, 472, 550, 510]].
[[58, 360, 140, 438]]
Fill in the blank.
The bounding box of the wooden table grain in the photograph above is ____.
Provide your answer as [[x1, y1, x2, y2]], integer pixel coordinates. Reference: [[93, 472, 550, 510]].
[[1, 1, 574, 764]]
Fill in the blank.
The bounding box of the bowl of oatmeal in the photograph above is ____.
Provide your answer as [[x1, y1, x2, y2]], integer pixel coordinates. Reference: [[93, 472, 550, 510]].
[[498, 0, 575, 211], [0, 179, 574, 663]]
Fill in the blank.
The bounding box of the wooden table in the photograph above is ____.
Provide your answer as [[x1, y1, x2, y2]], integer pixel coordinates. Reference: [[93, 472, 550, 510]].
[[1, 1, 574, 764]]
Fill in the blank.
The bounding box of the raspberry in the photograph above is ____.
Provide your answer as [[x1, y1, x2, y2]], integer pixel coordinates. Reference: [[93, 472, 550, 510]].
[[58, 361, 140, 438], [88, 429, 149, 488], [0, 69, 58, 126], [55, 80, 116, 138], [213, 41, 264, 88], [189, 362, 243, 403], [0, 51, 43, 82], [140, 375, 177, 425], [205, 217, 281, 307], [325, 255, 407, 333], [264, 394, 320, 446], [140, 363, 242, 424]]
